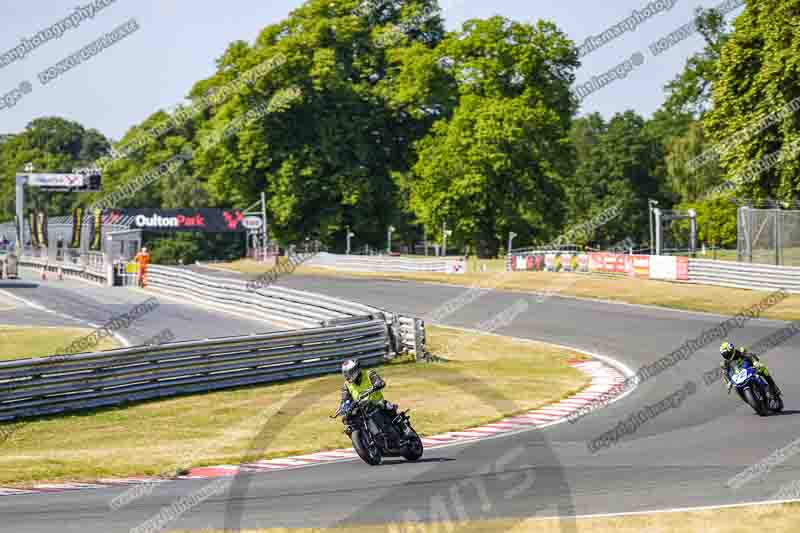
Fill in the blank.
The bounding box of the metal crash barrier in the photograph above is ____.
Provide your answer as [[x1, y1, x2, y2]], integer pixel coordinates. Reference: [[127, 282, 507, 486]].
[[0, 319, 391, 422], [0, 260, 428, 421]]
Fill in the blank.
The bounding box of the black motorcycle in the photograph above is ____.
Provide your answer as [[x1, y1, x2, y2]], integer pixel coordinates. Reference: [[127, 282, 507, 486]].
[[331, 387, 424, 465]]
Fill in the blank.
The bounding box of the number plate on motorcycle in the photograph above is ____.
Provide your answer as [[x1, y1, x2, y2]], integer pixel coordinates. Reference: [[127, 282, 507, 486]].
[[732, 369, 749, 384]]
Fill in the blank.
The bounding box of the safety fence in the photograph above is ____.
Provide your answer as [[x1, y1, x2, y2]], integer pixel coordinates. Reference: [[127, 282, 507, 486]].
[[687, 259, 800, 293], [145, 265, 379, 330], [17, 255, 109, 285], [738, 207, 800, 266], [0, 318, 392, 422], [307, 252, 467, 274], [507, 249, 800, 294]]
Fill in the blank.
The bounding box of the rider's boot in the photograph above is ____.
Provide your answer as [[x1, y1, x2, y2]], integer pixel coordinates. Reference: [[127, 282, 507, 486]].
[[765, 374, 781, 398]]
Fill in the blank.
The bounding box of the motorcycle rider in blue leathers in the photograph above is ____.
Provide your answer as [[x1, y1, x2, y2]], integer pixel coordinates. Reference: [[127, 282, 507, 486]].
[[720, 342, 780, 400]]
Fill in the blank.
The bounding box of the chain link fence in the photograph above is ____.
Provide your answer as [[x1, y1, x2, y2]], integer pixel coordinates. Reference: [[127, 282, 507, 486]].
[[738, 207, 800, 266]]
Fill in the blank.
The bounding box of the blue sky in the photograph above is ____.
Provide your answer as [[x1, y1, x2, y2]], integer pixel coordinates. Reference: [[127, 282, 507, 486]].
[[0, 0, 744, 141]]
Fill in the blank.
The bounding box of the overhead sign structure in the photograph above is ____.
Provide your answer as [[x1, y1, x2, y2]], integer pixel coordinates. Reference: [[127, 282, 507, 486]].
[[242, 216, 263, 230], [108, 209, 248, 232], [26, 173, 85, 188]]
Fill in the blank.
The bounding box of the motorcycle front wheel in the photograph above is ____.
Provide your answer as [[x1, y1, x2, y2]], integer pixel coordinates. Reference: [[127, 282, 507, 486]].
[[743, 387, 769, 416], [352, 429, 382, 465], [402, 429, 424, 461]]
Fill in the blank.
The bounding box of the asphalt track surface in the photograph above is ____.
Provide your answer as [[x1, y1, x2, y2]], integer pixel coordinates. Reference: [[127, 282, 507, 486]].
[[0, 267, 278, 347], [3, 270, 800, 532]]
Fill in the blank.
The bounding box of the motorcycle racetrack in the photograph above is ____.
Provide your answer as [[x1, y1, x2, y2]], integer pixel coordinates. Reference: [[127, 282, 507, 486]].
[[2, 270, 800, 532]]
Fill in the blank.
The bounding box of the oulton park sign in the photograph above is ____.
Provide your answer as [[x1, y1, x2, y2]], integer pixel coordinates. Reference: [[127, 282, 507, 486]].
[[108, 209, 249, 232]]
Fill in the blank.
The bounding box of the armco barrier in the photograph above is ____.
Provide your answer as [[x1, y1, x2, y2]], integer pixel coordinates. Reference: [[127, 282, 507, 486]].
[[687, 259, 800, 293], [0, 319, 390, 422], [308, 252, 466, 274], [146, 265, 379, 330], [18, 256, 108, 285], [146, 264, 427, 356]]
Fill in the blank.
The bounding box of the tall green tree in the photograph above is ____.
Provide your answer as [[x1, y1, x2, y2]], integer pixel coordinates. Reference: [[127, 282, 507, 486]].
[[568, 111, 667, 246], [0, 117, 109, 221], [704, 0, 800, 202], [662, 7, 732, 119], [408, 16, 578, 256], [664, 121, 724, 203], [189, 0, 447, 247]]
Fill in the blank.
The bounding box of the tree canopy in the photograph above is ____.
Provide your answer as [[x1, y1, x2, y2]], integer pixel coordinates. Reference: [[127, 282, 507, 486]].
[[2, 0, 797, 258]]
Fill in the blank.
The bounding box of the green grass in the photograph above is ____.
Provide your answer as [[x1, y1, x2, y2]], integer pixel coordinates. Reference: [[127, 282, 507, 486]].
[[0, 326, 589, 486]]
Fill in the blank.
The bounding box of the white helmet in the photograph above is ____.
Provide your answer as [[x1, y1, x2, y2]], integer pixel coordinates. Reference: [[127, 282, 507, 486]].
[[342, 359, 361, 383]]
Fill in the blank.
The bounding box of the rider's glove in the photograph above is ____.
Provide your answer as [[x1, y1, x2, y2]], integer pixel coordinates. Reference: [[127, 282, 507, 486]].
[[341, 400, 353, 415]]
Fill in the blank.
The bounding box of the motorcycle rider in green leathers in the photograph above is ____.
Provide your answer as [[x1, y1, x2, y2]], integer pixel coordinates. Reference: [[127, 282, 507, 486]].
[[340, 359, 399, 428]]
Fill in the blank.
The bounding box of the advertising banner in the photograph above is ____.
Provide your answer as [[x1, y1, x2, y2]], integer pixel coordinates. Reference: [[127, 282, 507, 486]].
[[676, 256, 689, 280], [90, 208, 103, 251], [110, 209, 248, 232], [70, 207, 83, 249], [515, 255, 527, 270], [561, 253, 573, 272], [588, 252, 604, 272], [446, 259, 466, 274], [544, 253, 556, 271], [612, 254, 626, 273], [26, 173, 85, 188], [28, 211, 38, 246], [36, 210, 48, 247], [650, 255, 678, 280], [589, 252, 627, 274], [577, 253, 589, 272], [625, 255, 650, 278]]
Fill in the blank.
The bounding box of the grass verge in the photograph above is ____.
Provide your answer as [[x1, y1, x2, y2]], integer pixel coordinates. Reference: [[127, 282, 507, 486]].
[[178, 502, 800, 532], [0, 325, 118, 361], [0, 325, 588, 486], [280, 265, 800, 321]]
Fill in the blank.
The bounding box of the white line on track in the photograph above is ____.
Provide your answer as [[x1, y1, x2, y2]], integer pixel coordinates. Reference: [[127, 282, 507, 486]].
[[0, 288, 131, 347], [534, 497, 800, 522], [0, 288, 49, 312]]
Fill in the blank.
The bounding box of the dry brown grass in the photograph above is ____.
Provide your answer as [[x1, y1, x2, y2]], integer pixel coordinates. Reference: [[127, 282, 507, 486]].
[[177, 502, 800, 532], [0, 325, 118, 361], [0, 326, 588, 486]]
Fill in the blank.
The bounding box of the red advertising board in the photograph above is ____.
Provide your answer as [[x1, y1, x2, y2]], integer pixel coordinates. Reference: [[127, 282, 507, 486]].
[[625, 255, 650, 278], [589, 252, 627, 274], [676, 256, 689, 280]]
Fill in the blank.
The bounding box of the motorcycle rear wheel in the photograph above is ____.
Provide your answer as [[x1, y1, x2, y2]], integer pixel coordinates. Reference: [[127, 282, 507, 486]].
[[352, 430, 382, 465], [771, 393, 784, 413]]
